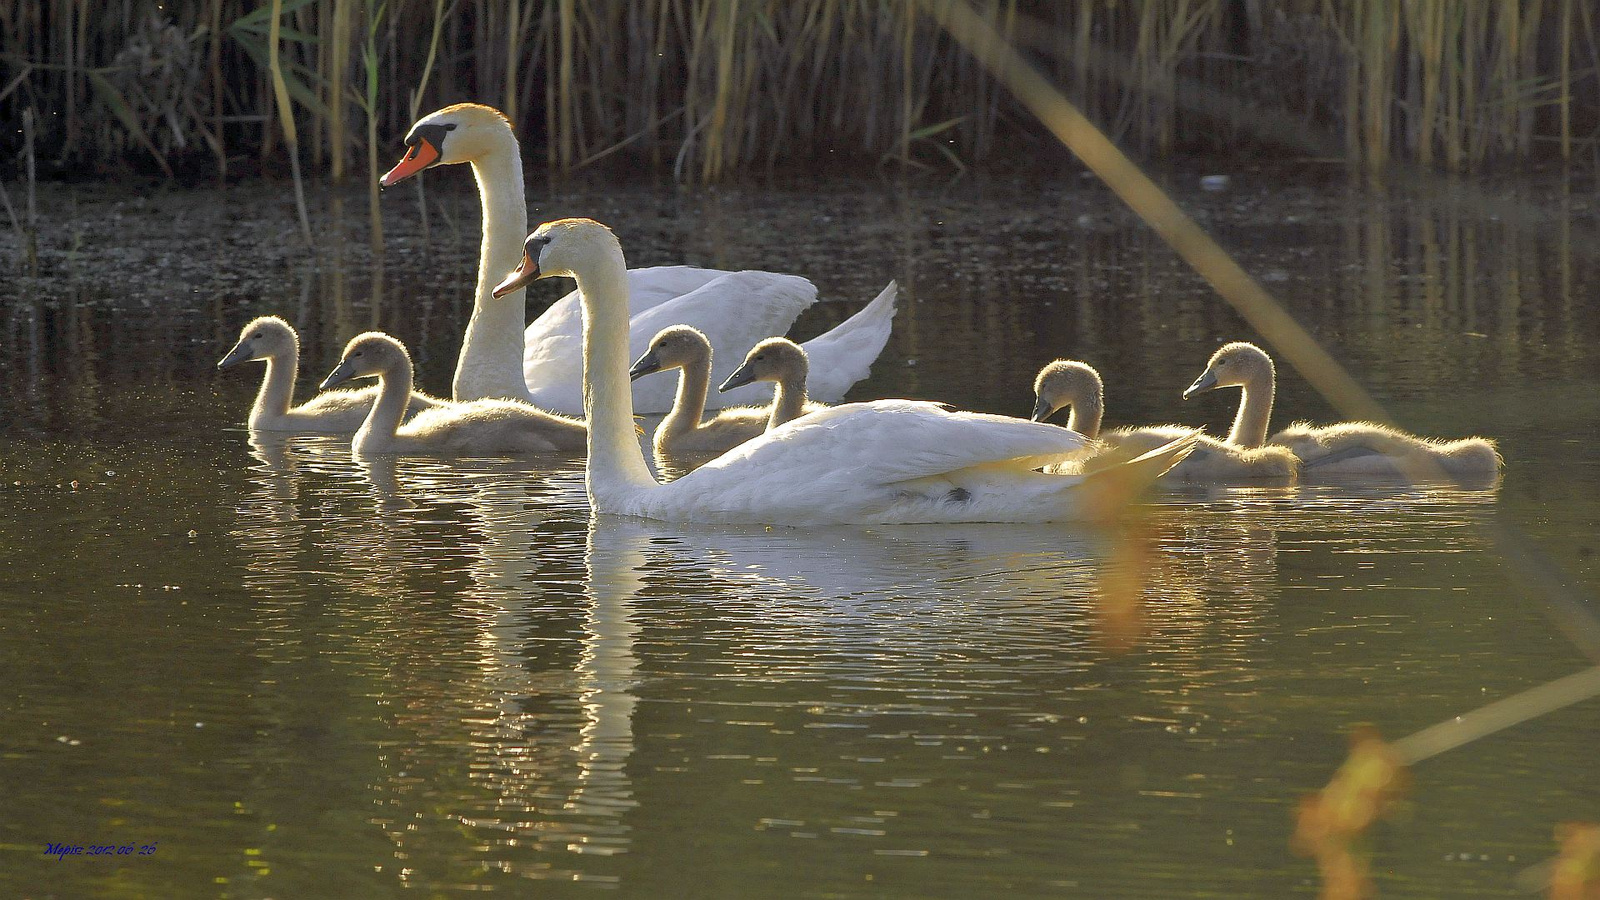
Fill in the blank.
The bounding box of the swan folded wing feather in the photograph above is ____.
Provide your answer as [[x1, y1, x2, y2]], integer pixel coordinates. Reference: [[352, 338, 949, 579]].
[[793, 281, 898, 403], [674, 400, 1095, 488]]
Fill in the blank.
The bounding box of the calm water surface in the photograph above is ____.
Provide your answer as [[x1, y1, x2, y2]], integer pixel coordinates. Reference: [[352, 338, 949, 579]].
[[1, 169, 1598, 897]]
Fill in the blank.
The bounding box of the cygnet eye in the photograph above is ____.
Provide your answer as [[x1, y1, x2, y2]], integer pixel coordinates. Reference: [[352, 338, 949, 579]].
[[755, 354, 766, 362], [353, 351, 364, 358]]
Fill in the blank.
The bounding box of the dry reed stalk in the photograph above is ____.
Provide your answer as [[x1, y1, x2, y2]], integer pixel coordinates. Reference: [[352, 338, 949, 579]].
[[267, 0, 314, 248], [329, 0, 352, 181], [557, 0, 575, 172], [209, 0, 227, 182], [361, 0, 386, 258], [22, 107, 37, 274], [406, 0, 449, 255]]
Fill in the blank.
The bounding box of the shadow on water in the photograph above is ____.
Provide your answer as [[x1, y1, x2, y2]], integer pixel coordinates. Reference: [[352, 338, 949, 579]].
[[0, 169, 1597, 896]]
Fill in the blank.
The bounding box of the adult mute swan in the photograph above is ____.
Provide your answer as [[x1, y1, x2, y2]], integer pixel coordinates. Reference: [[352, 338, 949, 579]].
[[381, 103, 898, 414], [320, 332, 586, 456], [491, 218, 1197, 525], [628, 327, 827, 475], [1032, 360, 1298, 483], [218, 316, 447, 432], [1182, 342, 1502, 479]]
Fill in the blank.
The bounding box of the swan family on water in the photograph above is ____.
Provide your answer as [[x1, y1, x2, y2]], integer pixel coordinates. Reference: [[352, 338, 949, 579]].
[[218, 101, 1503, 525]]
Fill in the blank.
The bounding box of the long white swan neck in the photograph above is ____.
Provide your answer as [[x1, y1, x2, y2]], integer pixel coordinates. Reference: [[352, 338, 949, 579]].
[[576, 248, 657, 505], [769, 369, 808, 429], [661, 358, 710, 444], [358, 356, 414, 451], [1065, 391, 1103, 440], [454, 140, 531, 401], [252, 349, 297, 426], [1229, 369, 1274, 449]]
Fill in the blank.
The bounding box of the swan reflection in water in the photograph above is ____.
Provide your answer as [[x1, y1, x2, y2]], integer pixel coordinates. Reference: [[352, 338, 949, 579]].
[[227, 440, 1498, 887]]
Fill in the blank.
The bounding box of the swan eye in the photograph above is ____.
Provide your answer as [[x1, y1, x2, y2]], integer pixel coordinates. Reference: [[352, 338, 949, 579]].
[[353, 351, 364, 358]]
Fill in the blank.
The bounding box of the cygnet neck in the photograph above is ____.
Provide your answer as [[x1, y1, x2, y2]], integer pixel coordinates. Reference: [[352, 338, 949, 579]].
[[1065, 389, 1103, 439], [768, 362, 810, 429], [1228, 369, 1275, 449], [660, 353, 712, 444], [251, 347, 298, 428], [356, 354, 415, 453]]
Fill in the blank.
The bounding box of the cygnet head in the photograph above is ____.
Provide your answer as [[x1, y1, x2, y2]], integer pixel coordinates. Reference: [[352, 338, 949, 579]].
[[1031, 360, 1103, 424], [380, 102, 514, 187], [218, 316, 297, 369], [630, 326, 712, 381], [319, 332, 411, 391], [1183, 341, 1274, 399], [720, 338, 808, 393], [493, 218, 618, 297]]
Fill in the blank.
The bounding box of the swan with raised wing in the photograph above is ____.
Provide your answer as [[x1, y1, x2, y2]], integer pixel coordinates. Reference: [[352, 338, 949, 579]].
[[491, 218, 1196, 525], [381, 103, 897, 413], [1182, 342, 1501, 479], [1032, 359, 1298, 483], [218, 316, 447, 432], [320, 332, 585, 456]]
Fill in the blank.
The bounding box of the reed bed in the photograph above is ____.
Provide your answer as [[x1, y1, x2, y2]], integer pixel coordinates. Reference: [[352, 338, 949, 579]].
[[0, 0, 1597, 181]]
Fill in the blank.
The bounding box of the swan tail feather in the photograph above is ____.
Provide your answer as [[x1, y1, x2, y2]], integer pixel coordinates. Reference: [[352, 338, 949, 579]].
[[1073, 430, 1199, 524], [799, 281, 899, 403]]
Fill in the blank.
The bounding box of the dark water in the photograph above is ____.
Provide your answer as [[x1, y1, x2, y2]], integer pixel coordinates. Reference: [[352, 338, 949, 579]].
[[2, 168, 1598, 897]]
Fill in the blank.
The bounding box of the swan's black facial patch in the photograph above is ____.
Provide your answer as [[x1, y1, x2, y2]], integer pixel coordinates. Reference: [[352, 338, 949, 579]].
[[406, 122, 456, 151], [524, 235, 551, 256], [946, 487, 972, 503]]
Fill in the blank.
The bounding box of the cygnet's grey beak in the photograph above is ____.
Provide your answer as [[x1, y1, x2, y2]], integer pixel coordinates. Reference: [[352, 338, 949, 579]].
[[320, 359, 357, 391], [629, 349, 663, 382], [217, 341, 252, 370], [492, 250, 540, 298], [1182, 369, 1219, 400], [718, 363, 756, 393], [1030, 395, 1055, 423]]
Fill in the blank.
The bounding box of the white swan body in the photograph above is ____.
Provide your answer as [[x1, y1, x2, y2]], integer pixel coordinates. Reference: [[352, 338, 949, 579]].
[[218, 316, 446, 433], [1032, 359, 1298, 483], [383, 103, 898, 413], [319, 332, 585, 456], [491, 218, 1197, 526], [629, 326, 827, 475], [1183, 342, 1502, 480]]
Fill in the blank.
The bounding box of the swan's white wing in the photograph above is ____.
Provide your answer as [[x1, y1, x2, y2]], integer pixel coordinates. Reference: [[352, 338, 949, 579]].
[[638, 400, 1098, 522], [793, 281, 898, 404], [523, 266, 734, 402], [524, 270, 816, 415], [622, 271, 817, 414]]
